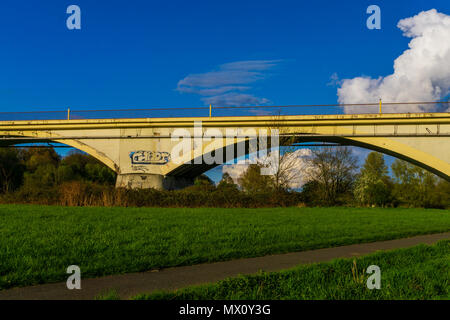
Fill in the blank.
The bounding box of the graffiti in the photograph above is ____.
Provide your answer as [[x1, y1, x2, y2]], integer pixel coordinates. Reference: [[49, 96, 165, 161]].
[[131, 165, 149, 173], [130, 151, 171, 165]]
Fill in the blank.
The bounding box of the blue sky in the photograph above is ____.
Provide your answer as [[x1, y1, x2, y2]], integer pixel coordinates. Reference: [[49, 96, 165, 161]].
[[1, 0, 448, 182], [1, 0, 448, 112]]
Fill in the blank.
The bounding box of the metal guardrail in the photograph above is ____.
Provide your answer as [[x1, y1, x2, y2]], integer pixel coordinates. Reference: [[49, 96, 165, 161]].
[[0, 101, 448, 121]]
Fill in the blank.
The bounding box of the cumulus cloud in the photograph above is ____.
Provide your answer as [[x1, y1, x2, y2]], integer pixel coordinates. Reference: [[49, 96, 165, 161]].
[[337, 9, 450, 113], [222, 148, 313, 189], [177, 60, 281, 106], [222, 161, 249, 183]]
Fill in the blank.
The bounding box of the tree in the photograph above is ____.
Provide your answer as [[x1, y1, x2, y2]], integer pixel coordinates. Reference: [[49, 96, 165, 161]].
[[23, 164, 58, 189], [391, 159, 444, 208], [20, 147, 60, 172], [300, 180, 322, 205], [220, 172, 233, 184], [262, 114, 310, 192], [194, 174, 214, 186], [305, 146, 358, 205], [258, 148, 311, 192], [61, 151, 98, 178], [84, 163, 116, 185], [17, 148, 60, 192], [61, 150, 116, 185], [354, 152, 393, 207], [0, 148, 25, 193], [217, 172, 236, 189], [238, 163, 274, 193], [435, 179, 450, 208]]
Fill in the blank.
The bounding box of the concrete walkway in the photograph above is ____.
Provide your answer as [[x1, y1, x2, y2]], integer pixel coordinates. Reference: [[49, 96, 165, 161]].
[[1, 232, 449, 300]]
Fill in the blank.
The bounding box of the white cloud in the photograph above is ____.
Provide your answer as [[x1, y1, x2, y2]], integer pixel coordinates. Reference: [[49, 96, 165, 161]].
[[337, 9, 450, 113], [222, 161, 249, 183], [327, 72, 341, 87], [202, 92, 270, 106], [177, 60, 281, 106]]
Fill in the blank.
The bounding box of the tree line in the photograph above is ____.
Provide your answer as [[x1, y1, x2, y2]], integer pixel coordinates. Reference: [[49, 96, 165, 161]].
[[0, 146, 448, 208], [235, 147, 449, 208], [0, 148, 115, 197]]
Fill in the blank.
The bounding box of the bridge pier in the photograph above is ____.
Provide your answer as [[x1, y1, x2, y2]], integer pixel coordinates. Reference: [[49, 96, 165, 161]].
[[115, 174, 194, 190]]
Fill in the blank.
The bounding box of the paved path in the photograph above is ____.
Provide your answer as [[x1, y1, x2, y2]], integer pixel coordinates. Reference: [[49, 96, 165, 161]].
[[1, 232, 449, 300]]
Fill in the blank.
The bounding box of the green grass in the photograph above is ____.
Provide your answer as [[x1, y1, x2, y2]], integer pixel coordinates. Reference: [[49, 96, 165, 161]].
[[135, 241, 450, 300], [0, 205, 450, 290], [95, 289, 121, 300]]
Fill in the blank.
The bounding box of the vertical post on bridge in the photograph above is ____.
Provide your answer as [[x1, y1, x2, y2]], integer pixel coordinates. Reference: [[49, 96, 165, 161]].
[[67, 108, 71, 120], [379, 99, 382, 114], [209, 104, 212, 117]]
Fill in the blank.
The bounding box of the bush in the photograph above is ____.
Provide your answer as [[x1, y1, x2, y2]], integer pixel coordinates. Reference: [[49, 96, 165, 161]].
[[0, 180, 305, 208]]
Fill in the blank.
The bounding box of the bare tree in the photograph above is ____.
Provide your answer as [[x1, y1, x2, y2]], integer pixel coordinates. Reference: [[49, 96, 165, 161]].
[[259, 114, 311, 191], [305, 146, 358, 204], [258, 148, 312, 191]]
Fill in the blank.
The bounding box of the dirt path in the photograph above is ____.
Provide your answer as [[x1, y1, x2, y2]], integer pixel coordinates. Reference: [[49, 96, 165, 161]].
[[1, 232, 449, 300]]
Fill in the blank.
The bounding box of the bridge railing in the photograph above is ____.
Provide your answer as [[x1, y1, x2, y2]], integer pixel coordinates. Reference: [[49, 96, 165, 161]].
[[0, 101, 448, 121]]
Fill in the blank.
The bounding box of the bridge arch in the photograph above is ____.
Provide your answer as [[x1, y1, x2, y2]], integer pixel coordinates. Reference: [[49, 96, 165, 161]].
[[0, 134, 119, 173], [164, 135, 450, 182], [1, 113, 449, 189]]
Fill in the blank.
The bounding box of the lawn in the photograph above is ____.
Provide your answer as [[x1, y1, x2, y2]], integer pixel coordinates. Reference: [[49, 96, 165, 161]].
[[0, 205, 450, 290], [135, 240, 450, 300]]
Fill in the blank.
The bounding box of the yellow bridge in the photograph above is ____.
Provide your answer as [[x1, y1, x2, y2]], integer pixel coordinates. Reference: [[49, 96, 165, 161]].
[[1, 112, 449, 189]]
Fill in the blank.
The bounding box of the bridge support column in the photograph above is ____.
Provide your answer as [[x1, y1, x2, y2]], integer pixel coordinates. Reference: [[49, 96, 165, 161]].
[[116, 174, 164, 190], [115, 174, 194, 190]]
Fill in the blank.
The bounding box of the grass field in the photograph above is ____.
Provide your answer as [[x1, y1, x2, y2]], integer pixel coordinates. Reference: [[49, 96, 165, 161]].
[[1, 205, 450, 290], [135, 240, 450, 300]]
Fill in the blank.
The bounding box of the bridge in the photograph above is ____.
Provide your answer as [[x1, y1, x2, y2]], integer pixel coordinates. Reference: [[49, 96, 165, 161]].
[[0, 110, 449, 189]]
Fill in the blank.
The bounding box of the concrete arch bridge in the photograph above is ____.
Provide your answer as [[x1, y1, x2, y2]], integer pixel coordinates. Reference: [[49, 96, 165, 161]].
[[0, 112, 449, 189]]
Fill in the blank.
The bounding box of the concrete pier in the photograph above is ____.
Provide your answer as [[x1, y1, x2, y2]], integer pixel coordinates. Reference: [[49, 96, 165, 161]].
[[115, 174, 193, 190]]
